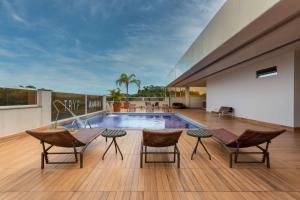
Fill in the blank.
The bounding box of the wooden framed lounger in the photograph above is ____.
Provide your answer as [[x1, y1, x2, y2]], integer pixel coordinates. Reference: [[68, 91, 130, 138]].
[[211, 128, 285, 168], [26, 129, 103, 168]]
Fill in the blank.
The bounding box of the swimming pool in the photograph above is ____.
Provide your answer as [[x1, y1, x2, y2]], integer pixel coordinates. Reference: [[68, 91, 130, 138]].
[[65, 113, 203, 129]]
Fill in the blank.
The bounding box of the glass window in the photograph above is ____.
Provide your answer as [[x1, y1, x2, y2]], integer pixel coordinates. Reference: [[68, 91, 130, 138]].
[[52, 92, 86, 121], [0, 88, 37, 106], [87, 95, 103, 114]]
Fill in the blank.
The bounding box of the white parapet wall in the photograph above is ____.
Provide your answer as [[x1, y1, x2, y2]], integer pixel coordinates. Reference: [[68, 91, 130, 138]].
[[0, 90, 52, 137], [0, 105, 43, 137], [207, 50, 295, 127], [0, 89, 106, 137]]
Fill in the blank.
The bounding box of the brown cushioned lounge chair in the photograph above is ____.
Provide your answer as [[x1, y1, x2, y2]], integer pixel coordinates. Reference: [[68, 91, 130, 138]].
[[211, 128, 285, 168], [140, 129, 182, 168], [26, 129, 103, 169]]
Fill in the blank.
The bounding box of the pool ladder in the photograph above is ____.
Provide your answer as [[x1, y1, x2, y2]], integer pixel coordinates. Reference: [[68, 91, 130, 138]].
[[71, 119, 92, 128]]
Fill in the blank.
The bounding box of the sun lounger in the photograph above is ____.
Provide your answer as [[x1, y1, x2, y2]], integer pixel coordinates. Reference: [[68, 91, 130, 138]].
[[211, 128, 285, 168], [26, 129, 103, 168]]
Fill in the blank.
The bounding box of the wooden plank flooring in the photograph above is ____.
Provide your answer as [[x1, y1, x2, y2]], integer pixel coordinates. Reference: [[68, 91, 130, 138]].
[[0, 109, 299, 200]]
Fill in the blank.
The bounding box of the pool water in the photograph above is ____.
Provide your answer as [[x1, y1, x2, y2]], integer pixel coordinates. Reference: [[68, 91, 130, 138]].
[[65, 113, 203, 129]]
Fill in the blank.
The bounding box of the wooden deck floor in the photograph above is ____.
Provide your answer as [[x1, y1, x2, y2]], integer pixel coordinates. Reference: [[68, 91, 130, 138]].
[[0, 109, 299, 200]]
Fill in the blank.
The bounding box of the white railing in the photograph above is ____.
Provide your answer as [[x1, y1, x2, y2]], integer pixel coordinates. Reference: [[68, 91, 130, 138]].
[[107, 97, 170, 108], [107, 97, 168, 102], [125, 97, 166, 102]]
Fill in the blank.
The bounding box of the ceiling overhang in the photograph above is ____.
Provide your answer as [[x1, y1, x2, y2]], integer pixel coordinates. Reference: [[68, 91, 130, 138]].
[[168, 0, 300, 87]]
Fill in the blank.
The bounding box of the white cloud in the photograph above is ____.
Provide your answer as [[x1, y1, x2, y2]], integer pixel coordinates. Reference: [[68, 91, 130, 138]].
[[2, 0, 27, 24], [0, 0, 226, 94], [0, 48, 17, 57]]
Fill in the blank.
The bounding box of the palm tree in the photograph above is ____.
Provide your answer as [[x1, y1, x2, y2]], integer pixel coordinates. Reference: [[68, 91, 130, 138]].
[[116, 73, 141, 99]]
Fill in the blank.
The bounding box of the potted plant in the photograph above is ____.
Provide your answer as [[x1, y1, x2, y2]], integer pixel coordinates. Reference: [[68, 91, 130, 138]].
[[116, 73, 141, 109], [109, 88, 123, 112]]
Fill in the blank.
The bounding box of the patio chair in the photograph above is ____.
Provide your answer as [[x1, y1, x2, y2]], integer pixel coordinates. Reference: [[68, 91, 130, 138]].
[[26, 128, 103, 169], [211, 128, 285, 168], [128, 104, 136, 112], [140, 129, 182, 168], [154, 102, 160, 110], [212, 106, 234, 117], [162, 104, 170, 112], [146, 104, 154, 112]]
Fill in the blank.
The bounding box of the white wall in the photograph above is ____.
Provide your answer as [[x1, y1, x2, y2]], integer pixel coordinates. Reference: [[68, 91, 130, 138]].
[[0, 90, 53, 137], [173, 0, 280, 77], [190, 96, 205, 108], [38, 90, 52, 126], [207, 51, 295, 127], [0, 90, 105, 137], [0, 106, 43, 137], [294, 50, 300, 127]]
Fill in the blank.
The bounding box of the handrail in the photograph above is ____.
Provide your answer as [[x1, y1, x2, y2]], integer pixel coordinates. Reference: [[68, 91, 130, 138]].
[[85, 120, 92, 128], [71, 119, 92, 128]]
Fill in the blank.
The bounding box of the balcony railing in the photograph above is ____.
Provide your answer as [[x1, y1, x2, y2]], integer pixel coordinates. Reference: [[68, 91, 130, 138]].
[[107, 97, 168, 102]]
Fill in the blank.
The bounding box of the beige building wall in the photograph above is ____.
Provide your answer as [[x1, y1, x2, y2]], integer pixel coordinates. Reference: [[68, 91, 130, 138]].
[[207, 50, 295, 127], [173, 0, 280, 77], [294, 50, 300, 127]]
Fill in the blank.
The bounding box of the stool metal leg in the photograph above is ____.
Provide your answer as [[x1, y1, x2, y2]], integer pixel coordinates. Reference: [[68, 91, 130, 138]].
[[114, 139, 118, 154], [199, 138, 211, 160], [102, 137, 124, 160], [191, 137, 211, 160], [102, 138, 114, 160], [191, 138, 200, 160], [114, 138, 124, 160]]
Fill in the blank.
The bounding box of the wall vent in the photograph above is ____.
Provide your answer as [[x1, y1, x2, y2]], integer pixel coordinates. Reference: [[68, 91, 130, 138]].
[[256, 66, 277, 78]]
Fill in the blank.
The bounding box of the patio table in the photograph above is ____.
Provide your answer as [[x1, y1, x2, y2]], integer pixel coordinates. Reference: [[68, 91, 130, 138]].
[[101, 129, 126, 160], [187, 129, 212, 160]]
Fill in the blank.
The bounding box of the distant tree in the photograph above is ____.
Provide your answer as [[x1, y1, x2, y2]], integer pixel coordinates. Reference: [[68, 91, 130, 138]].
[[25, 85, 36, 89], [19, 85, 36, 89], [134, 85, 166, 97], [116, 73, 141, 99]]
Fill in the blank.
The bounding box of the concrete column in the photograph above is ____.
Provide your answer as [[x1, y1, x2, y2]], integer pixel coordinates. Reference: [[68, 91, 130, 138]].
[[37, 89, 52, 126], [102, 96, 107, 111], [85, 95, 88, 114], [185, 87, 190, 107]]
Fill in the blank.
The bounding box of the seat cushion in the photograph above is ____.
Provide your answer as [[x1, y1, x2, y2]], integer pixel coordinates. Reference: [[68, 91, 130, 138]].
[[211, 129, 238, 146], [73, 129, 103, 145]]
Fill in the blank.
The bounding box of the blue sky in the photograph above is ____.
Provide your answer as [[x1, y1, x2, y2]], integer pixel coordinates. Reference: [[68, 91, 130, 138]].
[[0, 0, 225, 95]]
